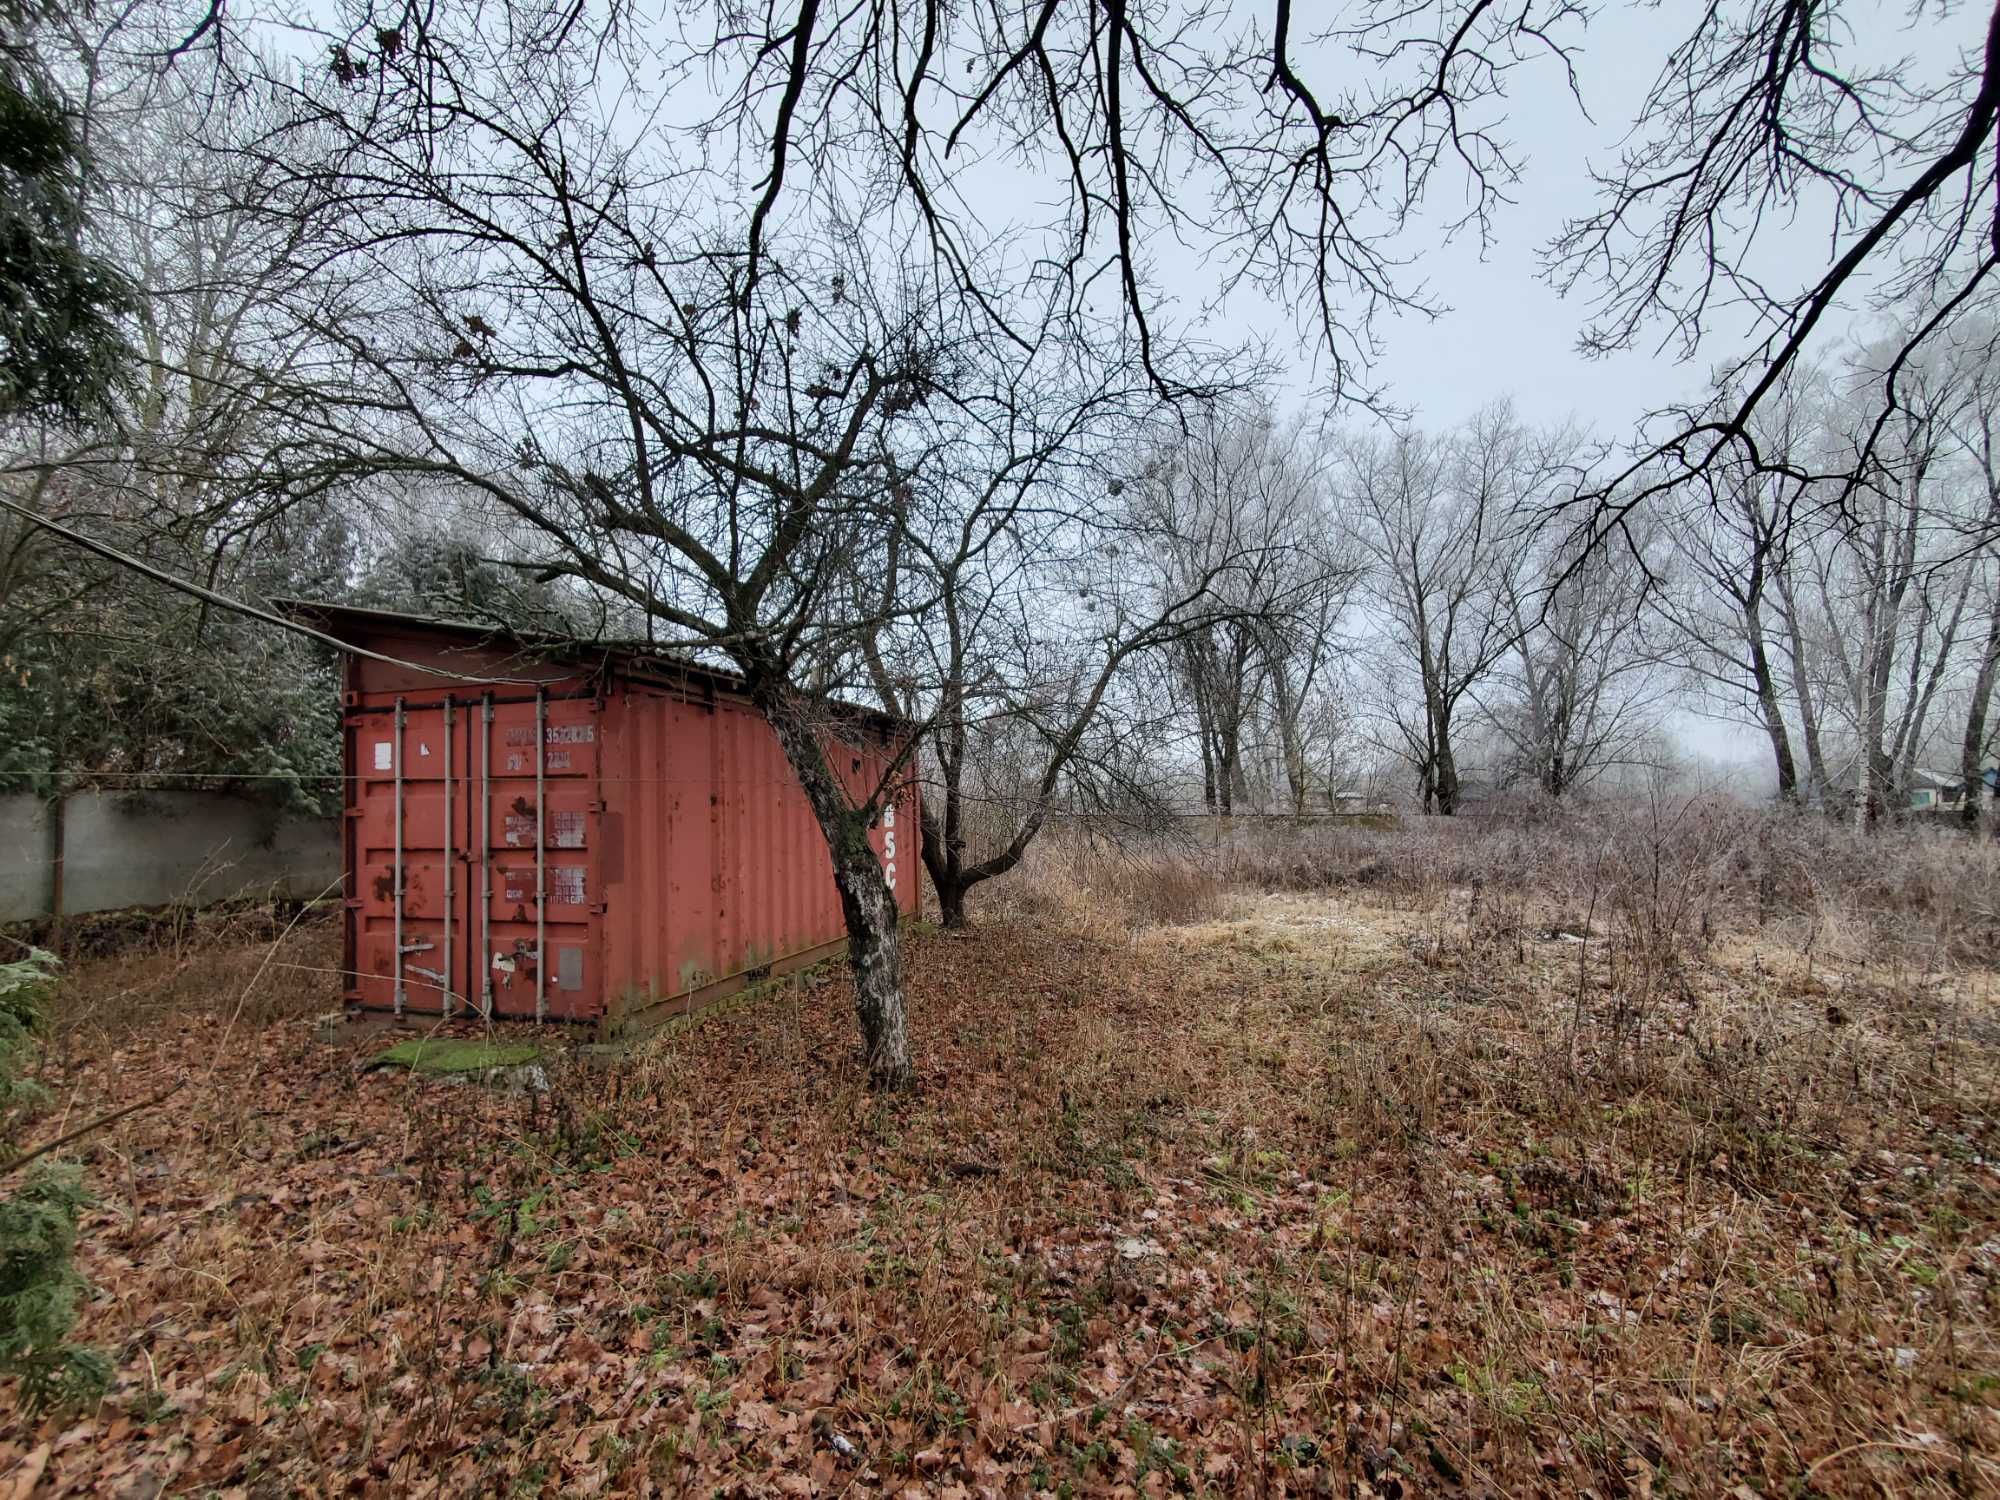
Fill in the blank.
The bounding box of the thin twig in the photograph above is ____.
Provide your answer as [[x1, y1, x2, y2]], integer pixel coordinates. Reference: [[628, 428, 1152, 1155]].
[[0, 1079, 184, 1177]]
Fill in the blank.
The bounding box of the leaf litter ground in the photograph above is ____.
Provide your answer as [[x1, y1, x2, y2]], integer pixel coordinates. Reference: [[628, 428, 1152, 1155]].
[[0, 891, 1996, 1497]]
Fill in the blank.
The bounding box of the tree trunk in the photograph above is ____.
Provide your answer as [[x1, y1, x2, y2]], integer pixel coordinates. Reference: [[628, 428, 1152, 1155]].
[[831, 828, 911, 1087], [1773, 571, 1826, 801], [751, 680, 913, 1089], [1270, 662, 1310, 815], [1745, 605, 1800, 803], [934, 874, 970, 931], [1413, 719, 1440, 814], [918, 802, 973, 931], [1430, 690, 1461, 816], [1858, 664, 1890, 832], [1962, 612, 2000, 832], [922, 823, 1044, 932], [1281, 720, 1308, 816], [1434, 729, 1461, 816]]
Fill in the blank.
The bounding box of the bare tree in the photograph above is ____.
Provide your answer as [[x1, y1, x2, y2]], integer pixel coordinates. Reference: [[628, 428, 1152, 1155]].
[[1140, 404, 1354, 817], [1257, 475, 1363, 815], [218, 42, 1084, 1083], [85, 0, 1602, 1084], [1812, 340, 1978, 825], [1923, 318, 2000, 832], [1652, 335, 1999, 820], [200, 2, 1528, 1080], [1349, 403, 1569, 814], [1652, 374, 1833, 804], [688, 0, 1584, 401], [847, 352, 1269, 928], [1956, 584, 2000, 830], [1552, 1, 2000, 545], [1485, 517, 1666, 798], [1, 10, 351, 801]]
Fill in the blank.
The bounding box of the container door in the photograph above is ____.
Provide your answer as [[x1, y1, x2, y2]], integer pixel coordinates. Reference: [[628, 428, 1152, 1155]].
[[479, 692, 602, 1020], [351, 696, 471, 1015]]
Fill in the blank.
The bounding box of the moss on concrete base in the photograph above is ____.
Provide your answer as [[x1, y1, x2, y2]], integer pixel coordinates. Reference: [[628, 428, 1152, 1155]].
[[371, 1039, 543, 1075]]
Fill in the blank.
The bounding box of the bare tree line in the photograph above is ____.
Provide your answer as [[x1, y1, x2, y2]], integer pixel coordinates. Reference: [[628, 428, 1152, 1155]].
[[1654, 326, 2000, 826]]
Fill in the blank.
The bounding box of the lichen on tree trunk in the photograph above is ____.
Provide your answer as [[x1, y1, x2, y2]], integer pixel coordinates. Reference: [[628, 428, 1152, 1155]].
[[751, 678, 914, 1090], [827, 823, 912, 1087]]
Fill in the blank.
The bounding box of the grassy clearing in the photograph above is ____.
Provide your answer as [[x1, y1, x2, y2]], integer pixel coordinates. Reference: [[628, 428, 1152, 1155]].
[[0, 816, 1994, 1495]]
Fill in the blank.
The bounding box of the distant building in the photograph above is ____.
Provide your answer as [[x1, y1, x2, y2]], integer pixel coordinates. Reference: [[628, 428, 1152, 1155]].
[[1907, 761, 2000, 815], [1330, 790, 1394, 816], [1799, 751, 1997, 817]]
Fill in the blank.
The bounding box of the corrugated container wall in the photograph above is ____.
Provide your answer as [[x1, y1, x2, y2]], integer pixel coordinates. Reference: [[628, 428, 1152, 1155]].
[[306, 605, 919, 1027]]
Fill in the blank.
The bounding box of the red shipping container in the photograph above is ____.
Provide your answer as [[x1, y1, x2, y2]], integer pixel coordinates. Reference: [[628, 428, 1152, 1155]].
[[287, 602, 919, 1026]]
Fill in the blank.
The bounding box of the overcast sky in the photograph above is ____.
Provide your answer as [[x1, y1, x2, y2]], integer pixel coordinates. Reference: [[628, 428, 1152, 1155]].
[[1343, 3, 1971, 434]]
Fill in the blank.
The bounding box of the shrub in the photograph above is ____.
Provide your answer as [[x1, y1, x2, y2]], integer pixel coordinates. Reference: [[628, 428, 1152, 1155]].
[[0, 949, 108, 1414], [977, 831, 1231, 931], [0, 1167, 110, 1412], [0, 948, 53, 1117]]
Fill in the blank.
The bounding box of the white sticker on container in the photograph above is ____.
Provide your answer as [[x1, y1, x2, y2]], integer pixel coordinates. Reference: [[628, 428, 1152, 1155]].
[[419, 741, 430, 757], [374, 741, 392, 770]]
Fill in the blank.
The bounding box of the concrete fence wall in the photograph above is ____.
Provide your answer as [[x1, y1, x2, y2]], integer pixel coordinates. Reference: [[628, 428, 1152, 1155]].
[[0, 790, 342, 923]]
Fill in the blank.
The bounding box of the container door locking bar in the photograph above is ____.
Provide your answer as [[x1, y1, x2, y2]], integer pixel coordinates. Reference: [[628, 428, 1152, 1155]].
[[392, 697, 406, 1016], [442, 696, 454, 1015], [535, 688, 548, 1022], [480, 693, 494, 1019]]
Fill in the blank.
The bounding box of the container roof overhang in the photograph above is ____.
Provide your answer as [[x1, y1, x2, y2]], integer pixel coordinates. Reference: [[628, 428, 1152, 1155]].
[[274, 598, 914, 735]]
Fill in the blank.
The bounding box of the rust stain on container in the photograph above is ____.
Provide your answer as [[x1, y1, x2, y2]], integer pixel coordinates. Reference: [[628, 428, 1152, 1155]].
[[290, 600, 920, 1025]]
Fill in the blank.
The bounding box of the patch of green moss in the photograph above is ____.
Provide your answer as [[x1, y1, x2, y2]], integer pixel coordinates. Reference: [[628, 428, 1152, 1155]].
[[373, 1039, 542, 1075]]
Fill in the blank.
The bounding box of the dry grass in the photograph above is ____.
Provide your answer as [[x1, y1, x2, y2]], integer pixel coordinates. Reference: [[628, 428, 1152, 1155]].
[[979, 831, 1240, 934], [0, 809, 1995, 1495], [1132, 800, 2000, 969], [993, 820, 2000, 1495], [33, 904, 343, 1060]]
